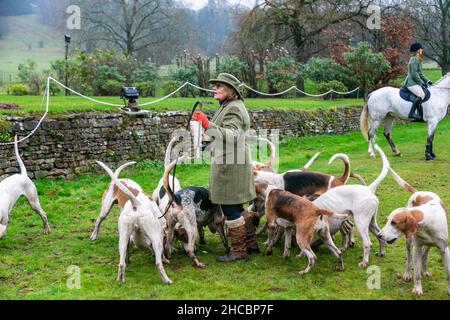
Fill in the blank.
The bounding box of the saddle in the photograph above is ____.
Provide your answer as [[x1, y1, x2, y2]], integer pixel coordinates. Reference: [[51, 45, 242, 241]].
[[399, 85, 431, 103]]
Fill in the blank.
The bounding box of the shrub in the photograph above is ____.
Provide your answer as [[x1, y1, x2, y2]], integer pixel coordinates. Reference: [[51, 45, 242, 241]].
[[170, 65, 199, 97], [0, 116, 11, 143], [301, 58, 345, 84], [217, 55, 248, 79], [100, 80, 124, 96], [49, 82, 61, 96], [17, 59, 44, 94], [317, 80, 348, 100], [50, 59, 78, 86], [134, 59, 159, 83], [162, 80, 182, 97], [10, 84, 29, 96], [135, 81, 156, 98], [341, 42, 391, 97], [94, 66, 125, 95], [265, 56, 301, 97]]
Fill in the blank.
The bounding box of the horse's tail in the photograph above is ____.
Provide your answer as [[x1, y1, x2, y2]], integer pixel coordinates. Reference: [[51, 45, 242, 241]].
[[360, 103, 369, 141]]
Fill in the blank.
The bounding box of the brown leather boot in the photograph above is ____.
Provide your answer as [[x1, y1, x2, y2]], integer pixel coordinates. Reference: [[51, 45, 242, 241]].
[[217, 217, 249, 262], [242, 211, 260, 254]]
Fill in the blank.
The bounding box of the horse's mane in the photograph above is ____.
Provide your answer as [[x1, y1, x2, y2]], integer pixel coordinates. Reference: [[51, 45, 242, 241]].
[[433, 72, 450, 86]]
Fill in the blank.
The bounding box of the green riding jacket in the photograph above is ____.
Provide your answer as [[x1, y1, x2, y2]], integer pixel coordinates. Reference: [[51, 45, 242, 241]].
[[403, 55, 430, 87]]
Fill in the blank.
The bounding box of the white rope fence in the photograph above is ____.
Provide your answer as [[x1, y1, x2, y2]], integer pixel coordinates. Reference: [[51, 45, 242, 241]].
[[0, 78, 50, 146], [0, 76, 360, 145], [240, 83, 360, 98]]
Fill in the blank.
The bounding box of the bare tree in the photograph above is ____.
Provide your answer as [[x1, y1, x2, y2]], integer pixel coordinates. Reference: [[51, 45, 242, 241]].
[[35, 0, 69, 29], [228, 8, 279, 90], [407, 0, 450, 75], [81, 0, 173, 57], [258, 0, 374, 62]]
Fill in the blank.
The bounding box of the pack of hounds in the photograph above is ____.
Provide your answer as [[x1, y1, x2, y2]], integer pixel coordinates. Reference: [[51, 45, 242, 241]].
[[1, 135, 449, 296]]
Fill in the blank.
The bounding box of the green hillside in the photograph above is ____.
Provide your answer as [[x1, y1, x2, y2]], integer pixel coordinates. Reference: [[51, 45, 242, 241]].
[[0, 14, 64, 75]]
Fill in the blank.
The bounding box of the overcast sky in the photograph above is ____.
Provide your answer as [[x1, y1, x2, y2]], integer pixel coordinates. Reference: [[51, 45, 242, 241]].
[[180, 0, 257, 10]]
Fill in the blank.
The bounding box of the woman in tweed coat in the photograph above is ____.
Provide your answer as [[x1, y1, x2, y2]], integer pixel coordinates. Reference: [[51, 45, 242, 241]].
[[192, 73, 259, 262]]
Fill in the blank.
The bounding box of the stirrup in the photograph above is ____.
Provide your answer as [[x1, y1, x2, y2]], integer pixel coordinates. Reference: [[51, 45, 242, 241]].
[[408, 114, 421, 121]]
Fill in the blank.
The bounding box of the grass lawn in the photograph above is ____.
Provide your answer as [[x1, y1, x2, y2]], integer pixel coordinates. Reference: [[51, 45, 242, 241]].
[[0, 95, 364, 116], [0, 116, 449, 300]]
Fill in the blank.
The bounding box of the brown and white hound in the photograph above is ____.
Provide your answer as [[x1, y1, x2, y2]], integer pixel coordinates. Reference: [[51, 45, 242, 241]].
[[378, 166, 449, 296], [256, 182, 349, 275]]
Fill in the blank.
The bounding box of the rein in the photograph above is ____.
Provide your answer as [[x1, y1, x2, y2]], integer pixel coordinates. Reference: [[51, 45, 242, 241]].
[[158, 101, 204, 220]]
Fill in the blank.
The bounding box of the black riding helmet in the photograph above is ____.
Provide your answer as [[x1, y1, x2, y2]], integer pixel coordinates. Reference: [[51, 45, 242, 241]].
[[410, 42, 423, 53]]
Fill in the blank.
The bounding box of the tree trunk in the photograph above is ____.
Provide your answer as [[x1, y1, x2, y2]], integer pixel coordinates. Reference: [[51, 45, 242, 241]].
[[296, 77, 305, 97]]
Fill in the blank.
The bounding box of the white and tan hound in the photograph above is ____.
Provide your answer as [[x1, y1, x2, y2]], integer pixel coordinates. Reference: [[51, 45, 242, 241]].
[[0, 136, 50, 239], [377, 166, 449, 296], [256, 183, 349, 275], [252, 153, 357, 247], [90, 162, 143, 240], [96, 161, 172, 285], [312, 145, 390, 268], [162, 158, 228, 268]]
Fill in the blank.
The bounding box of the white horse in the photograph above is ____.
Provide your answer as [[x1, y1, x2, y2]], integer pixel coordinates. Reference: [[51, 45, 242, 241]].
[[361, 73, 450, 160]]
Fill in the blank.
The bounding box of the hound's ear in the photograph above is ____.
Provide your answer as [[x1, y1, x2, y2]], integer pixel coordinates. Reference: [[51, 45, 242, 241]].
[[404, 210, 423, 239], [410, 209, 424, 222], [255, 183, 268, 194]]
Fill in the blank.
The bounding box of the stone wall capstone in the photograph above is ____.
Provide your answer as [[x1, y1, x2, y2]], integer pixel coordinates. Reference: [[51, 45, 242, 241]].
[[0, 106, 363, 180]]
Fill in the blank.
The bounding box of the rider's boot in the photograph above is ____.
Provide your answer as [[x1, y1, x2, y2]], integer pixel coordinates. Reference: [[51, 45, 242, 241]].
[[408, 96, 424, 122]]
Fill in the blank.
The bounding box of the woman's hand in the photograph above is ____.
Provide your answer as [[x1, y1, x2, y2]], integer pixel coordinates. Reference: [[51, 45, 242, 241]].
[[192, 111, 210, 130]]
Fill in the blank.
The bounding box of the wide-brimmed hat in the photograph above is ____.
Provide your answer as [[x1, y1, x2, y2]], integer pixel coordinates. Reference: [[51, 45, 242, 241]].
[[410, 42, 423, 53], [209, 73, 244, 100]]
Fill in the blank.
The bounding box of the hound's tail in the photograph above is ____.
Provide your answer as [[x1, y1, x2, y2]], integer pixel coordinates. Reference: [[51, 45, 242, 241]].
[[258, 137, 276, 170], [114, 162, 137, 177], [300, 152, 320, 171], [165, 136, 180, 166], [360, 103, 369, 141], [163, 156, 185, 207], [328, 154, 350, 185], [388, 167, 417, 194], [368, 144, 390, 194], [331, 210, 353, 221], [350, 173, 367, 186], [0, 224, 7, 239], [14, 135, 27, 176], [96, 161, 140, 210], [316, 209, 335, 217]]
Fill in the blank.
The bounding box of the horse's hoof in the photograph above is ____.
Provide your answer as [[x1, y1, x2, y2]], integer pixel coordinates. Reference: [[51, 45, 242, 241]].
[[394, 152, 401, 157], [369, 153, 376, 159]]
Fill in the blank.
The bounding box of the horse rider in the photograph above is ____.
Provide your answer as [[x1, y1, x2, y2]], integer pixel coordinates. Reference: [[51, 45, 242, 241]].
[[403, 42, 433, 121]]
